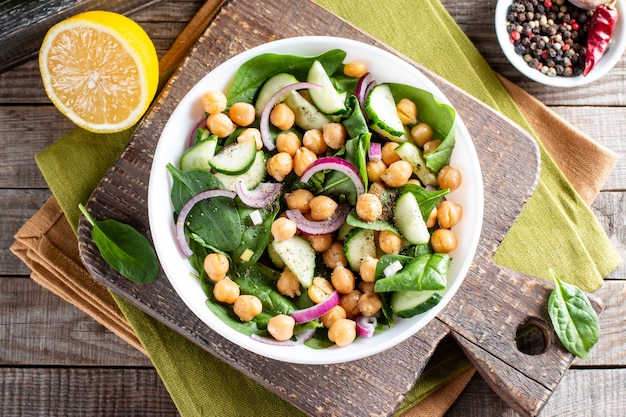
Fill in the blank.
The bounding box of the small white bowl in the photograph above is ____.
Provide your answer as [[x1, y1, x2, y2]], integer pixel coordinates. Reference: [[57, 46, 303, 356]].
[[495, 0, 626, 87]]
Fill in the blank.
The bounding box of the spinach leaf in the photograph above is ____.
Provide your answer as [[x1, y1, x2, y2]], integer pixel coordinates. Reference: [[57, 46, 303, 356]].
[[231, 201, 279, 265], [400, 183, 449, 220], [345, 210, 398, 233], [226, 49, 347, 105], [387, 83, 456, 173], [167, 164, 242, 252], [205, 299, 272, 335], [342, 95, 369, 139], [79, 204, 158, 284], [548, 270, 600, 359], [344, 131, 371, 191], [374, 253, 449, 292], [230, 263, 297, 316]]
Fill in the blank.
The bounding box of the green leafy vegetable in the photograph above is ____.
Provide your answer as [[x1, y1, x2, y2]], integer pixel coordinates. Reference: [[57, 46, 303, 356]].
[[548, 270, 600, 359], [400, 182, 450, 220], [374, 253, 449, 292], [79, 203, 158, 284]]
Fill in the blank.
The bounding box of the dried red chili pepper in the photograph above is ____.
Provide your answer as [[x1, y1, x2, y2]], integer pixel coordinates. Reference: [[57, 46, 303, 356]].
[[583, 3, 619, 76]]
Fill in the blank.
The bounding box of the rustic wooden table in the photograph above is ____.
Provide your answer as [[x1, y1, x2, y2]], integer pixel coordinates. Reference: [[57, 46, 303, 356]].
[[1, 1, 624, 416]]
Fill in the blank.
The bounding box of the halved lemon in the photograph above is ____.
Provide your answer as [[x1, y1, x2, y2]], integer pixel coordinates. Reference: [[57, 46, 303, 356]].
[[39, 11, 159, 133]]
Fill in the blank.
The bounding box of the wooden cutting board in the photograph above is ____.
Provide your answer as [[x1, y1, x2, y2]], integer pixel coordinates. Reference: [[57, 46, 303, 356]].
[[76, 1, 594, 416]]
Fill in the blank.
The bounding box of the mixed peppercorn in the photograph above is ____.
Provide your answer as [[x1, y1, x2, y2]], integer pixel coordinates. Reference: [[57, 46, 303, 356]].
[[506, 0, 593, 77]]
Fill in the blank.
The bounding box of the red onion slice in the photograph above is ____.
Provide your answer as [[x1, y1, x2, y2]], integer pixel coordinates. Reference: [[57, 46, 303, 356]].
[[299, 156, 365, 195], [260, 81, 321, 151], [285, 205, 350, 235], [356, 315, 377, 338], [368, 142, 382, 162], [291, 291, 339, 324], [355, 72, 374, 105], [175, 189, 237, 257], [235, 181, 283, 208]]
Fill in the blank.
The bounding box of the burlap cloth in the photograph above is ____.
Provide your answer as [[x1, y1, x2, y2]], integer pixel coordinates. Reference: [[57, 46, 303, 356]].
[[10, 0, 621, 415]]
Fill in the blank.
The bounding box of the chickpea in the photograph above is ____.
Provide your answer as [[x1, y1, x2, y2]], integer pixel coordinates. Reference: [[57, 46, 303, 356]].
[[322, 241, 348, 269], [276, 131, 300, 157], [207, 113, 235, 138], [331, 265, 356, 295], [356, 193, 383, 222], [358, 292, 383, 317], [306, 233, 334, 252], [426, 206, 439, 228], [302, 129, 328, 154], [266, 152, 293, 182], [203, 252, 229, 282], [267, 314, 296, 341], [238, 127, 262, 150], [271, 217, 297, 241], [308, 277, 335, 304], [277, 268, 301, 298], [213, 277, 240, 304], [322, 123, 347, 149], [293, 147, 317, 176], [410, 122, 434, 147], [309, 195, 338, 221], [359, 255, 378, 283], [358, 281, 375, 294], [269, 103, 295, 131], [201, 90, 227, 115], [381, 160, 412, 188], [437, 165, 462, 191], [328, 318, 357, 347], [396, 98, 418, 125], [381, 141, 401, 165], [366, 159, 387, 183], [407, 178, 422, 186], [233, 294, 263, 322], [321, 305, 347, 328], [431, 228, 458, 253], [379, 230, 402, 254], [285, 188, 314, 213], [423, 139, 442, 155], [339, 290, 362, 318], [228, 102, 255, 127], [343, 61, 368, 78], [437, 200, 463, 229]]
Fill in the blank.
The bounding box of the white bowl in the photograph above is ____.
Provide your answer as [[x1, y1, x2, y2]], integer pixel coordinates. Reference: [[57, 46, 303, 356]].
[[148, 36, 484, 364], [495, 0, 626, 87]]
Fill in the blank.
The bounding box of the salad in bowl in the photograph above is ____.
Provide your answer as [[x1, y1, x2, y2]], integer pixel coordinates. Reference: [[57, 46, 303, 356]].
[[148, 37, 483, 364]]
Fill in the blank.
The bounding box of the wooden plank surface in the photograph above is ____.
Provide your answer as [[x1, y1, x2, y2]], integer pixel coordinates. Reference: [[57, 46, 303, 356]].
[[0, 0, 624, 416]]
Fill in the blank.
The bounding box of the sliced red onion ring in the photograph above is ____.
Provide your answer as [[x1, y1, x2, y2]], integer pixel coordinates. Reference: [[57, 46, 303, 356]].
[[368, 142, 382, 162], [291, 291, 339, 324], [356, 315, 377, 338], [260, 81, 321, 151], [175, 189, 237, 257], [299, 156, 365, 195], [285, 205, 350, 235], [355, 72, 374, 105], [235, 181, 283, 208]]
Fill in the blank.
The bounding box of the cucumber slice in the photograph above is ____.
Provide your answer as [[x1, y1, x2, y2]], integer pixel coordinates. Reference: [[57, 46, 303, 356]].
[[267, 241, 286, 269], [394, 191, 430, 245], [365, 83, 407, 142], [395, 142, 438, 187], [343, 228, 376, 272], [271, 235, 315, 288], [179, 136, 218, 171], [254, 73, 299, 116], [214, 150, 266, 192], [283, 91, 333, 130], [209, 138, 257, 175], [391, 290, 442, 318], [307, 60, 347, 115]]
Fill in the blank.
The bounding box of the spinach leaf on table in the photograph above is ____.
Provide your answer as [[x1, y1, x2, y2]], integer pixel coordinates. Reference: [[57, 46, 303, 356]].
[[548, 270, 600, 359], [79, 203, 158, 284]]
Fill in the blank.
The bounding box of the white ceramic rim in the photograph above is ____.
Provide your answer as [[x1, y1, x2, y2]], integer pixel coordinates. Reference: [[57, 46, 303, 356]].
[[148, 36, 484, 364], [495, 0, 626, 87]]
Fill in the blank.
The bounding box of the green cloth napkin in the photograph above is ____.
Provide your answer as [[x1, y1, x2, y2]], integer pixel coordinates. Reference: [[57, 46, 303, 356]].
[[35, 0, 621, 416]]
